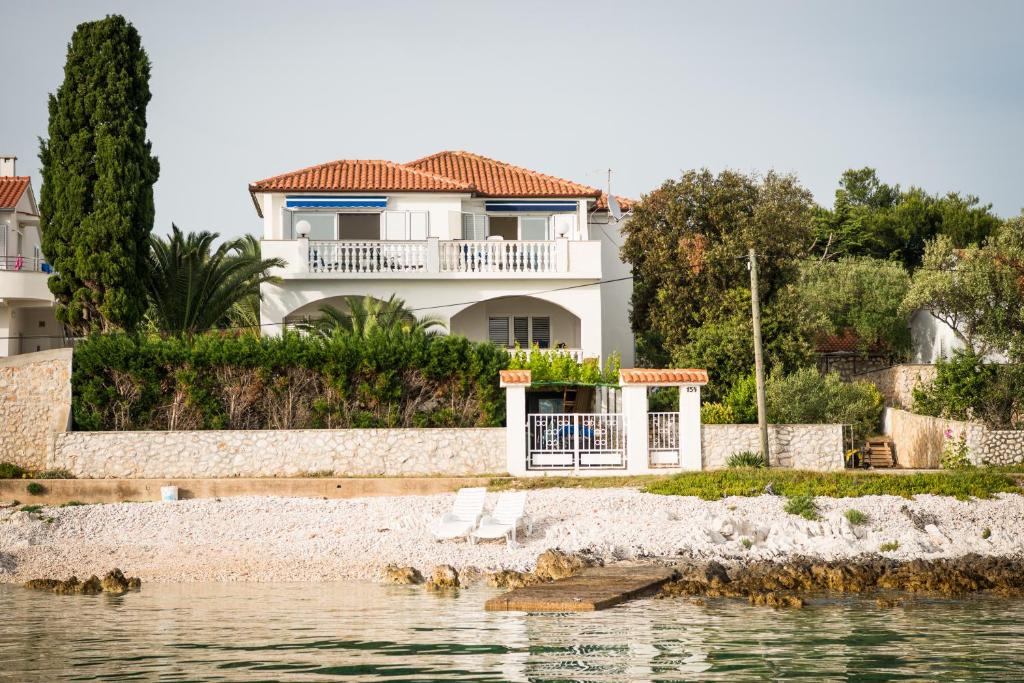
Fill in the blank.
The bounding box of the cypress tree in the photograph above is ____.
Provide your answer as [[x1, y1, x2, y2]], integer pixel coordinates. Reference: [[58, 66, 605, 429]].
[[39, 15, 159, 333]]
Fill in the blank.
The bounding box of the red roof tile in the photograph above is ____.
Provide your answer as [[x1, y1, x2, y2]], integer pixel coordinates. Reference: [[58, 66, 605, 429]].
[[619, 369, 709, 385], [595, 192, 635, 212], [815, 330, 888, 354], [249, 159, 474, 194], [499, 369, 531, 386], [406, 151, 601, 199], [0, 176, 29, 210]]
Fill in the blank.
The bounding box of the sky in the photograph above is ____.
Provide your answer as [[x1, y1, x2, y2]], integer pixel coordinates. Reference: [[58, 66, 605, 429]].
[[2, 0, 1023, 239]]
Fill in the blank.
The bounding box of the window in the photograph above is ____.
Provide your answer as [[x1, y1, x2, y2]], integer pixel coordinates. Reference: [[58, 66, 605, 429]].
[[462, 213, 487, 240], [488, 317, 510, 346], [520, 216, 548, 241], [338, 213, 381, 240], [488, 315, 551, 348]]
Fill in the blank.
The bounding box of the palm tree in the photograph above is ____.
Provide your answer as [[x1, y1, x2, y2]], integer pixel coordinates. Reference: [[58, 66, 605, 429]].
[[298, 294, 446, 338], [146, 225, 284, 336]]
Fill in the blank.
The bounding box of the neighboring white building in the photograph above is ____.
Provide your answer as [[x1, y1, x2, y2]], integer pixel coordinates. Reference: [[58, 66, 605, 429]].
[[0, 156, 60, 357], [251, 151, 636, 365], [909, 308, 1008, 364]]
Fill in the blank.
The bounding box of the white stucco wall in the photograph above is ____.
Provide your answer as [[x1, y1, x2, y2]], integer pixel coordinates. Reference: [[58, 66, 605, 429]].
[[591, 211, 635, 367], [909, 308, 1007, 364]]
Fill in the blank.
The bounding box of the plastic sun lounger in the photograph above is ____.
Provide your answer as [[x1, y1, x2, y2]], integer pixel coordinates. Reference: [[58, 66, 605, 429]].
[[432, 487, 487, 542], [471, 491, 532, 547]]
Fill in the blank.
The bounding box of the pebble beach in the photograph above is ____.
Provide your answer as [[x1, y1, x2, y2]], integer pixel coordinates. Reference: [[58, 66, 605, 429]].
[[2, 488, 1023, 584]]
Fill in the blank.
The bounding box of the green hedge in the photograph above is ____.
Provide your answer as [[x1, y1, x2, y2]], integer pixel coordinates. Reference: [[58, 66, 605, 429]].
[[72, 331, 509, 431]]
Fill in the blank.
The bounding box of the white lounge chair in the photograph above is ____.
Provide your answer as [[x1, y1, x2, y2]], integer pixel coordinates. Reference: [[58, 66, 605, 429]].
[[432, 487, 487, 542], [471, 491, 531, 547]]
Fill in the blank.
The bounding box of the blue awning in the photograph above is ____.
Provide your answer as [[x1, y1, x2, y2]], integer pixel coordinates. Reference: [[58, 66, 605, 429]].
[[286, 195, 387, 209], [485, 200, 578, 212]]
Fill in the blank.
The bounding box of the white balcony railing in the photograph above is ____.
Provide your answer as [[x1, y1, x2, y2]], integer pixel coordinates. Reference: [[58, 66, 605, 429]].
[[264, 238, 602, 279]]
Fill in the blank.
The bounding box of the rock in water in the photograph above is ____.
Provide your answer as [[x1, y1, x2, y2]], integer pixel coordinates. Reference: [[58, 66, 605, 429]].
[[486, 570, 540, 589], [23, 579, 61, 591], [534, 549, 597, 581], [425, 565, 460, 590], [383, 564, 424, 585], [79, 576, 103, 594], [127, 577, 142, 589], [101, 568, 130, 593]]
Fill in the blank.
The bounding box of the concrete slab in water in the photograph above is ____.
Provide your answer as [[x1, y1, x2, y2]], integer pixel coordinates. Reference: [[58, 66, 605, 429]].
[[485, 566, 677, 612]]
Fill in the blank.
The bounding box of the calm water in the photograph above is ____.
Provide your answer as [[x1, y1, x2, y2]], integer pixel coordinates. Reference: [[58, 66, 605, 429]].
[[1, 582, 1023, 681]]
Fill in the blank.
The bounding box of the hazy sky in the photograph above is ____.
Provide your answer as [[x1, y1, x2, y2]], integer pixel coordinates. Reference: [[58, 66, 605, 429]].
[[3, 0, 1022, 239]]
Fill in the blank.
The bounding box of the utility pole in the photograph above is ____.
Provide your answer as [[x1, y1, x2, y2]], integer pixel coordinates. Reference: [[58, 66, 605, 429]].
[[748, 248, 770, 465]]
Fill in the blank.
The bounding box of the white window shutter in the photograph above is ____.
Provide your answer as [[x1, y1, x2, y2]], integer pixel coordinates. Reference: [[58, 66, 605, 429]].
[[462, 213, 487, 240], [409, 211, 428, 240], [384, 211, 407, 240]]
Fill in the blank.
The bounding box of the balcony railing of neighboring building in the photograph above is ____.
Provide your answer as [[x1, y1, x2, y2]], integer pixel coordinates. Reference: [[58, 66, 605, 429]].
[[0, 255, 50, 272]]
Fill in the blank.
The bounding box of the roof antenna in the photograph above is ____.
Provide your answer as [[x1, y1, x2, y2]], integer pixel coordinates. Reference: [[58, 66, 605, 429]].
[[606, 168, 624, 222]]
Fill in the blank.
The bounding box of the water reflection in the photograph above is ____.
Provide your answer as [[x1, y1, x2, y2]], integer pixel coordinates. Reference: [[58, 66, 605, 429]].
[[1, 582, 1022, 681]]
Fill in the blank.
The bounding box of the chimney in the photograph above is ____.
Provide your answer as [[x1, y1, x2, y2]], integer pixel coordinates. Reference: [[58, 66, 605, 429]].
[[0, 156, 16, 177]]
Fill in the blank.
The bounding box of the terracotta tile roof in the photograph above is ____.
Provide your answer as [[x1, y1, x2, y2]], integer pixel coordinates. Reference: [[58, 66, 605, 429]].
[[249, 159, 475, 194], [619, 369, 709, 385], [0, 176, 29, 210], [595, 192, 635, 212], [499, 369, 532, 386], [816, 330, 887, 355], [406, 151, 602, 199]]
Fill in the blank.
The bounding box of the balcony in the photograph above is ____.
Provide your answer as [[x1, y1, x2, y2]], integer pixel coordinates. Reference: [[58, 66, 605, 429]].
[[263, 238, 602, 280], [0, 256, 54, 302]]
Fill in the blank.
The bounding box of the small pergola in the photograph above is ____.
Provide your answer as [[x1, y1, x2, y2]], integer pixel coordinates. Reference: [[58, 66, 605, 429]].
[[500, 368, 709, 477]]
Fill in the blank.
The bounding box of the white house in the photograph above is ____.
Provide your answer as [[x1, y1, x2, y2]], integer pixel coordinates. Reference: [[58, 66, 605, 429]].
[[251, 151, 636, 365], [0, 156, 60, 357]]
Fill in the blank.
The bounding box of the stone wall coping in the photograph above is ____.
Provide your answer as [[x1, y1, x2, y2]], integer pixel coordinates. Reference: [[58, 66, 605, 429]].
[[0, 347, 72, 369], [63, 426, 506, 436]]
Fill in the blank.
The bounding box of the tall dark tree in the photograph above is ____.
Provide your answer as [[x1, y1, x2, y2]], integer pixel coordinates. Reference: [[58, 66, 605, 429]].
[[38, 15, 160, 333]]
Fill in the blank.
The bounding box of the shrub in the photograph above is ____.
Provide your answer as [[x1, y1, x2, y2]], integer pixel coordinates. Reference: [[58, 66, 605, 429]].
[[844, 509, 869, 526], [766, 368, 883, 442], [724, 374, 759, 424], [26, 483, 45, 496], [981, 527, 991, 539], [740, 538, 753, 550], [727, 451, 766, 468], [71, 330, 509, 431], [508, 345, 620, 385], [19, 504, 43, 513], [913, 351, 1024, 429], [649, 387, 679, 412], [33, 469, 75, 480], [784, 494, 819, 520], [940, 429, 973, 470], [879, 541, 900, 552], [59, 500, 87, 507], [0, 462, 27, 479], [701, 402, 736, 424]]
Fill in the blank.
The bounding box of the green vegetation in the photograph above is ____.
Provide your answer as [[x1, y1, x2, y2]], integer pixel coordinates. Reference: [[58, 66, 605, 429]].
[[784, 494, 820, 520], [844, 509, 869, 526], [32, 469, 74, 480], [740, 538, 753, 550], [71, 330, 508, 431], [767, 368, 884, 442], [39, 15, 159, 333], [145, 225, 284, 336], [879, 541, 900, 552], [0, 462, 27, 479], [25, 483, 45, 496], [299, 470, 335, 478], [644, 468, 1019, 501], [940, 430, 974, 470], [981, 527, 992, 540], [488, 475, 666, 492], [914, 351, 1024, 430], [726, 451, 766, 468], [508, 346, 620, 385], [19, 505, 43, 514], [297, 295, 445, 339]]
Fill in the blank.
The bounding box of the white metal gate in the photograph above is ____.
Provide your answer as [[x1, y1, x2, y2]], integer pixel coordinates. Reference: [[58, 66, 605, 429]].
[[648, 412, 680, 467], [527, 413, 626, 470]]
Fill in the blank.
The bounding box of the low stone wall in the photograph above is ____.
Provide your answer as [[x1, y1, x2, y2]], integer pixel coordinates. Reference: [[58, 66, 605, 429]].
[[0, 349, 72, 470], [701, 424, 845, 471], [976, 431, 1024, 466], [854, 364, 937, 409], [886, 408, 1024, 468], [51, 428, 507, 479]]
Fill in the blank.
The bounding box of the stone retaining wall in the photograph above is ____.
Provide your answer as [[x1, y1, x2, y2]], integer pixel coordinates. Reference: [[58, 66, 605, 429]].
[[884, 408, 1024, 467], [701, 424, 845, 471], [52, 428, 507, 479], [0, 349, 72, 470], [854, 364, 937, 409], [975, 431, 1024, 466]]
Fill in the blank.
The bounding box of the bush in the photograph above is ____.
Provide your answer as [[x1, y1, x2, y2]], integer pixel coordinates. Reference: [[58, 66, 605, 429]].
[[26, 483, 45, 496], [727, 451, 766, 468], [913, 351, 1024, 429], [844, 509, 869, 526], [723, 374, 758, 424], [0, 462, 27, 479], [940, 429, 973, 470], [508, 345, 620, 385], [701, 402, 736, 424], [71, 330, 509, 431], [784, 494, 819, 520], [33, 469, 74, 480], [766, 368, 883, 442], [879, 541, 900, 552], [649, 387, 678, 412]]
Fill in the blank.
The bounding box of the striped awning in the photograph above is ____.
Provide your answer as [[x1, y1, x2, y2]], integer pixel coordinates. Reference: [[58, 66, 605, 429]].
[[484, 200, 578, 212], [286, 195, 387, 209]]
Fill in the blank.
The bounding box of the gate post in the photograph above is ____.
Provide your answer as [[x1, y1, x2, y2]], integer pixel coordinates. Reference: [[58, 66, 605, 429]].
[[679, 383, 702, 470], [500, 370, 530, 477], [621, 384, 650, 475]]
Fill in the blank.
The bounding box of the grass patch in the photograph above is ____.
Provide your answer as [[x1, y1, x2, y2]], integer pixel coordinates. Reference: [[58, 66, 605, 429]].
[[879, 541, 900, 552], [644, 468, 1020, 500], [32, 469, 75, 480], [844, 509, 869, 526], [59, 500, 87, 507], [489, 475, 668, 491], [19, 505, 43, 514], [25, 482, 45, 496], [784, 494, 819, 520], [740, 538, 753, 550], [727, 451, 767, 468], [298, 470, 336, 478], [982, 527, 992, 539], [0, 462, 27, 479]]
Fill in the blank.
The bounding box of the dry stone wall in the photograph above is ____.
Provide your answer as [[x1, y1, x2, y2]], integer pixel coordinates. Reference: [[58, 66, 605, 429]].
[[0, 349, 72, 470], [701, 424, 845, 471], [975, 431, 1024, 466], [854, 364, 937, 409], [51, 428, 506, 479]]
